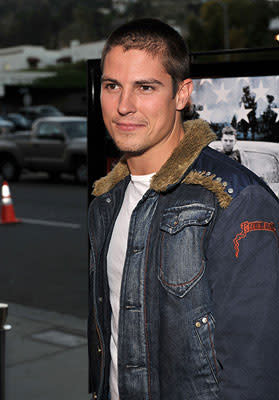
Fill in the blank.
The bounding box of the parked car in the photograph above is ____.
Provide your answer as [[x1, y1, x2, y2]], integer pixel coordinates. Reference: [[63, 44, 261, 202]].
[[0, 117, 14, 134], [5, 113, 31, 130], [19, 105, 64, 123], [0, 116, 87, 183], [209, 140, 279, 197]]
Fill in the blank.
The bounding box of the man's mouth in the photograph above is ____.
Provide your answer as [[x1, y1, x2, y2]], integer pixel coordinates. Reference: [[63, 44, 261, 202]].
[[114, 120, 146, 132]]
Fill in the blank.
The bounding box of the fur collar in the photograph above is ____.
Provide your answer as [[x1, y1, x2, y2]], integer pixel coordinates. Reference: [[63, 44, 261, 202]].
[[93, 119, 216, 197]]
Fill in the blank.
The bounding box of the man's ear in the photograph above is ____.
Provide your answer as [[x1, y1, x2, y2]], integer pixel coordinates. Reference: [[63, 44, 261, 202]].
[[176, 79, 193, 111]]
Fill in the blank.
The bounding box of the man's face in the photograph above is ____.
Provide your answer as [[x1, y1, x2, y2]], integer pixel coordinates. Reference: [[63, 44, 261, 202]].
[[101, 46, 191, 157], [221, 133, 236, 152]]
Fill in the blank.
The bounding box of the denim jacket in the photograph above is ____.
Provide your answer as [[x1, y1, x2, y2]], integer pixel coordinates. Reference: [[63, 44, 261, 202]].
[[88, 119, 279, 400]]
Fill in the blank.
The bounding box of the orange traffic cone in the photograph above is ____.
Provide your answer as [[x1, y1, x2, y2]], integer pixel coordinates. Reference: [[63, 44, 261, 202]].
[[0, 181, 21, 224]]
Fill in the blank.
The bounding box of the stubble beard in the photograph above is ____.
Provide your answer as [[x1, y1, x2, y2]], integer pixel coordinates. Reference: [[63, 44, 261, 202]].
[[110, 131, 149, 157], [112, 138, 147, 157]]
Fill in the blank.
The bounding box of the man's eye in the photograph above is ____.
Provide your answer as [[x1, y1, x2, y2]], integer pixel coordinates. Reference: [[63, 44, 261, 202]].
[[105, 83, 119, 90], [140, 85, 153, 92]]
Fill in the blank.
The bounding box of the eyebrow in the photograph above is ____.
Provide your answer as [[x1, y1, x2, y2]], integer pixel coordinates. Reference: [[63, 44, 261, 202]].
[[101, 77, 118, 84], [101, 76, 164, 86], [134, 79, 164, 86]]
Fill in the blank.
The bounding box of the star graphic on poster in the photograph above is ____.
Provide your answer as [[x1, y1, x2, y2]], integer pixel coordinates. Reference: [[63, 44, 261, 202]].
[[199, 78, 213, 86], [252, 81, 269, 102], [271, 107, 279, 123], [198, 105, 213, 122], [235, 103, 253, 123], [213, 82, 231, 103]]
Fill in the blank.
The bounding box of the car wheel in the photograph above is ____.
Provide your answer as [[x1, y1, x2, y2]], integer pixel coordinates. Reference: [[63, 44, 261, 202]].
[[1, 158, 21, 181], [75, 162, 87, 184]]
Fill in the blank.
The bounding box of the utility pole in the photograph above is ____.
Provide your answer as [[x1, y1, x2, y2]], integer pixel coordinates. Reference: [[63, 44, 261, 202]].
[[0, 304, 11, 400]]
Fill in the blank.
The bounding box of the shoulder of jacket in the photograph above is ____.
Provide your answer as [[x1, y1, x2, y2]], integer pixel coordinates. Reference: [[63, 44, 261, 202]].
[[184, 146, 276, 209]]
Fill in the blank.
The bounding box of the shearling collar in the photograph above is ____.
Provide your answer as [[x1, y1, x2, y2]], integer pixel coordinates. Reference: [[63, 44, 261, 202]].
[[93, 119, 216, 197]]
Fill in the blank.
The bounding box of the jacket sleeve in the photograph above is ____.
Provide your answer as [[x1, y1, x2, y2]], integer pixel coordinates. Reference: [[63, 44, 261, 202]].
[[206, 184, 279, 400]]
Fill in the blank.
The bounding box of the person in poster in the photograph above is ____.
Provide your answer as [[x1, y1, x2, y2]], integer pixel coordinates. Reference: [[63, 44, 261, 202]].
[[88, 18, 279, 400], [239, 85, 258, 140], [220, 126, 242, 163], [262, 94, 278, 140]]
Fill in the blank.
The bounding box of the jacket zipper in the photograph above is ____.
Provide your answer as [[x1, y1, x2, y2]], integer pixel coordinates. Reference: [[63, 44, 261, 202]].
[[90, 232, 105, 399]]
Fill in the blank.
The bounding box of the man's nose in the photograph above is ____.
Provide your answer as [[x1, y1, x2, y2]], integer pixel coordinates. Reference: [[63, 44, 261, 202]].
[[117, 89, 136, 115]]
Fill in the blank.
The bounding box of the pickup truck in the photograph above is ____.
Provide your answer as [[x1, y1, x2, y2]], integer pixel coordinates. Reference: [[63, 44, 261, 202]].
[[0, 116, 87, 183]]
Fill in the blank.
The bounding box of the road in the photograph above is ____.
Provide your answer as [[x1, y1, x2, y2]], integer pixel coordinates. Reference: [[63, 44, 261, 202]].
[[0, 173, 89, 319]]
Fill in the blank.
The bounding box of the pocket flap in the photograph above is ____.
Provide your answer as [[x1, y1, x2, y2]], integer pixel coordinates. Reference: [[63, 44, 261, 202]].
[[160, 204, 214, 235]]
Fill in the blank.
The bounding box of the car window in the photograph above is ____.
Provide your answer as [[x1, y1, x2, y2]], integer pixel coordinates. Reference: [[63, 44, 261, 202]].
[[60, 121, 86, 138], [37, 122, 64, 138], [245, 151, 279, 183], [40, 109, 63, 116]]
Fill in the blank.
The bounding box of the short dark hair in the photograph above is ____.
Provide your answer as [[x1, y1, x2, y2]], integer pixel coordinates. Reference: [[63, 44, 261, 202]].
[[101, 18, 190, 95], [222, 126, 237, 137]]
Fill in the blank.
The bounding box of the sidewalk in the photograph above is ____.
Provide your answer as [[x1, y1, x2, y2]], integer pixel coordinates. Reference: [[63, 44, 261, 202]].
[[5, 303, 89, 400]]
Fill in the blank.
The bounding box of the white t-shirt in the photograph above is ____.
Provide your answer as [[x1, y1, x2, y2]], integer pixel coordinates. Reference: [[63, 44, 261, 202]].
[[107, 173, 155, 400]]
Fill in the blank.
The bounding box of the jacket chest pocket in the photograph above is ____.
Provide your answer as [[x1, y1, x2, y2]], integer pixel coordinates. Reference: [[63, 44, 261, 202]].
[[159, 203, 214, 297]]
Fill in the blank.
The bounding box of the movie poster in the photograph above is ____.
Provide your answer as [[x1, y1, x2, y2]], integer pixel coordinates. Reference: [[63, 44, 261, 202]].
[[191, 75, 279, 197]]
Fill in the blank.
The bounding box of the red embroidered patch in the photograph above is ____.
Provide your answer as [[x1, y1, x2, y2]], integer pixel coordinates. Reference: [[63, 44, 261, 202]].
[[233, 221, 277, 258]]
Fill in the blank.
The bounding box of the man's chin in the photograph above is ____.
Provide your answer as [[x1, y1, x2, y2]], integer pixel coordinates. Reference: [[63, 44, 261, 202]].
[[124, 149, 146, 157], [113, 141, 146, 156]]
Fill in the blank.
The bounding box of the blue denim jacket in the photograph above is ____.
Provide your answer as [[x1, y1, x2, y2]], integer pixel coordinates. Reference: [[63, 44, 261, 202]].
[[88, 119, 279, 400]]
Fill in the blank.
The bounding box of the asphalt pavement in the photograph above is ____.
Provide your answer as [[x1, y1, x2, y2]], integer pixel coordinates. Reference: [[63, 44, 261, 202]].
[[0, 174, 88, 318], [0, 173, 91, 399], [5, 302, 89, 400]]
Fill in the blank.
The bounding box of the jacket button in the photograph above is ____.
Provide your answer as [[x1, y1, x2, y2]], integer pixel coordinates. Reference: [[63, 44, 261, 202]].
[[202, 317, 208, 324], [195, 321, 201, 328], [97, 346, 102, 353], [228, 188, 234, 194], [106, 197, 111, 203], [133, 248, 142, 253]]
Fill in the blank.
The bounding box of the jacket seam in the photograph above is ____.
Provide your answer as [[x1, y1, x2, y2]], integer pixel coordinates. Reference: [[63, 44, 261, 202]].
[[89, 229, 104, 398], [144, 225, 153, 400], [207, 318, 219, 376], [95, 311, 104, 393]]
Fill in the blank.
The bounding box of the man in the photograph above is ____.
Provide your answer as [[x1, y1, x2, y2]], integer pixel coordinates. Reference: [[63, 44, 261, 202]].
[[239, 85, 257, 140], [88, 18, 279, 400], [220, 126, 241, 163]]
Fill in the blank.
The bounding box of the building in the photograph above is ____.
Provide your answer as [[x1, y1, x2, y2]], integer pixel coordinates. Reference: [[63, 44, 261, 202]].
[[0, 40, 105, 72], [0, 40, 105, 95]]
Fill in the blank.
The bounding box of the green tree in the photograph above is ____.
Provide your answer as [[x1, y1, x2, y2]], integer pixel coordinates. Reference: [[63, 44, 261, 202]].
[[186, 0, 275, 52], [123, 0, 158, 20], [0, 0, 278, 54]]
